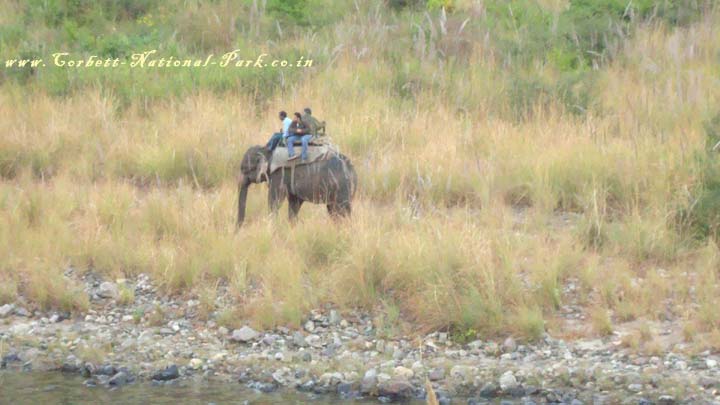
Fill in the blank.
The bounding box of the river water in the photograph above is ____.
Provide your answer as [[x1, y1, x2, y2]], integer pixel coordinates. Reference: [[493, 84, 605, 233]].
[[0, 372, 426, 404]]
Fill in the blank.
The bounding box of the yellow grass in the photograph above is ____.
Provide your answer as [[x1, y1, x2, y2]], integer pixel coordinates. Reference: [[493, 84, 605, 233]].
[[2, 12, 720, 343]]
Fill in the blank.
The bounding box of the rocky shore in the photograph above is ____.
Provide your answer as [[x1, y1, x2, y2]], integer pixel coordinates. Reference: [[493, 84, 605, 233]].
[[1, 272, 719, 404]]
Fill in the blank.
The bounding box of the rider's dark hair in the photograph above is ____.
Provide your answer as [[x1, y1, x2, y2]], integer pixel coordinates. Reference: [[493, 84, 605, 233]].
[[279, 111, 287, 118], [294, 112, 302, 120], [303, 107, 312, 115]]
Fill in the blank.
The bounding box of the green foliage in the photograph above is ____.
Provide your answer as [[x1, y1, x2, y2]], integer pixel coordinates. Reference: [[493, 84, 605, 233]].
[[680, 113, 720, 239], [426, 0, 453, 11], [267, 0, 310, 25], [0, 0, 712, 120], [387, 0, 426, 10], [450, 327, 478, 344]]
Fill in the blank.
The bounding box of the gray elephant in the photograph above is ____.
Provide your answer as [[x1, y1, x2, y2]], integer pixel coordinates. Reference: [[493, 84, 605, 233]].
[[236, 146, 357, 227]]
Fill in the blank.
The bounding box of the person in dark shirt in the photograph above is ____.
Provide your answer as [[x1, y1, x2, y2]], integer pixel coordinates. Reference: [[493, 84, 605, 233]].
[[302, 107, 322, 136], [286, 112, 312, 161]]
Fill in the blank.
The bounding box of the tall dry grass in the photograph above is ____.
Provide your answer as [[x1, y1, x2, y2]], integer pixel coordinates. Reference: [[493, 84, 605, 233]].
[[1, 8, 720, 345]]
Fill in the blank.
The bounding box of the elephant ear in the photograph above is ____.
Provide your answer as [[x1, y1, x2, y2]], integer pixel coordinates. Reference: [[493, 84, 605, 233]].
[[256, 153, 269, 182]]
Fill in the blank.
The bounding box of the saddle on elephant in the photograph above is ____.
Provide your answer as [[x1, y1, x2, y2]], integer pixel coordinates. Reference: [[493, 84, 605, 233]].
[[269, 141, 338, 173]]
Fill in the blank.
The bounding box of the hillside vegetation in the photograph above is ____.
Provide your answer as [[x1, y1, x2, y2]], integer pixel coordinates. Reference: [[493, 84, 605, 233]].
[[2, 0, 720, 348]]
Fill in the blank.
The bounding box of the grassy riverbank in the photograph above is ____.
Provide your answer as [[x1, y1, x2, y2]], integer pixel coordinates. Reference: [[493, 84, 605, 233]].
[[2, 0, 720, 349]]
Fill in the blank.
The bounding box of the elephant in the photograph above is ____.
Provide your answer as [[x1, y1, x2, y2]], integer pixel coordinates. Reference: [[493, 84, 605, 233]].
[[236, 145, 357, 227]]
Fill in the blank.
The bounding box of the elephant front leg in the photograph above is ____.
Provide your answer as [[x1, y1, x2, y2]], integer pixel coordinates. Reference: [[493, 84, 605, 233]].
[[288, 194, 304, 224]]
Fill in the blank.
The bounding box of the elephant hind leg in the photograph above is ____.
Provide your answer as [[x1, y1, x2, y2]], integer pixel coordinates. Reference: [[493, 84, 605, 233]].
[[327, 201, 351, 220]]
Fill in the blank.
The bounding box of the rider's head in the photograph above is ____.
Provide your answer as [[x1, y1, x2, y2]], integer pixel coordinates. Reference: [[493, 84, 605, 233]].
[[279, 111, 287, 120]]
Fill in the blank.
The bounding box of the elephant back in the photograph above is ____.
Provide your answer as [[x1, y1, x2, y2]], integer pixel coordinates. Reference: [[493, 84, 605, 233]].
[[269, 144, 338, 173]]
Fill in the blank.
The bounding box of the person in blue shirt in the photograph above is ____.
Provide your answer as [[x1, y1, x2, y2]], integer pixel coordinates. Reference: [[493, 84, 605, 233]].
[[265, 111, 292, 151]]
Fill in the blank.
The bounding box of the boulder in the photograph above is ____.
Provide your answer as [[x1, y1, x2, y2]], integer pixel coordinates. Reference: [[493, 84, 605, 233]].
[[152, 365, 180, 381], [479, 382, 499, 398], [329, 310, 341, 325], [499, 371, 518, 391], [97, 282, 119, 299], [378, 377, 414, 400], [231, 326, 259, 343], [108, 371, 129, 387], [292, 331, 308, 347], [0, 304, 15, 318]]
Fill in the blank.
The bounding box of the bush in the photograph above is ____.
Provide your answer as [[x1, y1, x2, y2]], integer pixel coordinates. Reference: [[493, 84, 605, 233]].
[[267, 0, 311, 25], [680, 113, 720, 239]]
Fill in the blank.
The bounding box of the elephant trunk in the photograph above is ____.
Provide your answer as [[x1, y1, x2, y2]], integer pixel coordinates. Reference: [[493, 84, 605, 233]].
[[237, 175, 250, 227]]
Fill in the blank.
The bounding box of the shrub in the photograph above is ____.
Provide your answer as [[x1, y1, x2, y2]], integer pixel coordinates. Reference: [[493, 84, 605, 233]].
[[679, 113, 720, 239]]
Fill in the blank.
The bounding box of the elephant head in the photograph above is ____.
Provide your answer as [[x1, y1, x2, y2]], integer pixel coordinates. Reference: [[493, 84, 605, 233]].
[[237, 145, 272, 227]]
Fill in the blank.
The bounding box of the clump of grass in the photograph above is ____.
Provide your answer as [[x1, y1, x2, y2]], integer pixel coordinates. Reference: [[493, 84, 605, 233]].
[[77, 345, 107, 365], [117, 285, 135, 306], [22, 262, 89, 313], [147, 304, 166, 326], [682, 321, 697, 343], [0, 278, 17, 305], [373, 300, 402, 339], [512, 306, 546, 341], [215, 307, 241, 330], [642, 339, 664, 357], [621, 332, 640, 350], [590, 308, 614, 337], [197, 285, 217, 321], [132, 307, 144, 324]]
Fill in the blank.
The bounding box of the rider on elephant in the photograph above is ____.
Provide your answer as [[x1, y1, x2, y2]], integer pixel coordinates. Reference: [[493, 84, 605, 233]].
[[302, 107, 322, 136], [265, 110, 292, 151], [286, 112, 312, 162]]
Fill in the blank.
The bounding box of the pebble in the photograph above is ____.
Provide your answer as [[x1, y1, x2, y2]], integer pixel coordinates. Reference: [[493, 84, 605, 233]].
[[467, 340, 483, 351], [658, 395, 676, 405], [393, 366, 413, 379], [428, 367, 445, 381], [304, 320, 315, 332], [361, 369, 378, 394], [628, 383, 643, 392], [14, 307, 30, 317], [699, 376, 718, 388], [502, 337, 517, 353], [450, 365, 476, 381], [9, 323, 30, 335]]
